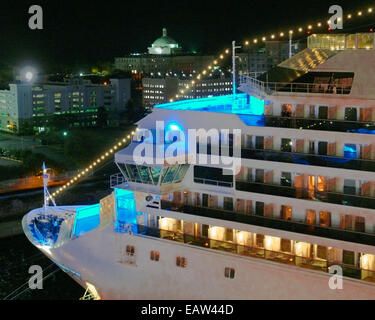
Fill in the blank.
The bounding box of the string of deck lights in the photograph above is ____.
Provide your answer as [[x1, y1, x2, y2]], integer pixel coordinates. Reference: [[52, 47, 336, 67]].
[[50, 5, 374, 200], [50, 129, 137, 199], [171, 5, 375, 102]]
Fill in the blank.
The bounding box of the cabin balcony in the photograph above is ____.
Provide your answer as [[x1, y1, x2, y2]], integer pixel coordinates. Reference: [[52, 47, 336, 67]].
[[157, 200, 375, 247]]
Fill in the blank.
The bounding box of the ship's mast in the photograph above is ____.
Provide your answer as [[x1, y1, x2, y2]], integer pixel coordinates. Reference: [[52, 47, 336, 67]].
[[232, 41, 242, 99], [289, 31, 293, 58], [42, 162, 56, 211]]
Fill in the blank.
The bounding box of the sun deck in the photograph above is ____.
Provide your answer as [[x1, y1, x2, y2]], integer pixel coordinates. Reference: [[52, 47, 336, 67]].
[[154, 93, 265, 115]]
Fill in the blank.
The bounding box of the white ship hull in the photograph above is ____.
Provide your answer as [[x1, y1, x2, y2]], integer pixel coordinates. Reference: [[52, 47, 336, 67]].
[[45, 223, 375, 300]]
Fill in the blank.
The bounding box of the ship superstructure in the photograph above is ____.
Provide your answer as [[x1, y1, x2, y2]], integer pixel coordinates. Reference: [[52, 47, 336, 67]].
[[23, 33, 375, 299]]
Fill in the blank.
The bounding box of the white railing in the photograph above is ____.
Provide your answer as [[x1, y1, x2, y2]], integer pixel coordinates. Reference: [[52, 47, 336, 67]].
[[110, 173, 127, 188], [239, 75, 351, 97]]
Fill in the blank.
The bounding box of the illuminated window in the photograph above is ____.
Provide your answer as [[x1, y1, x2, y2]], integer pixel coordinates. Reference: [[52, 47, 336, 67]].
[[176, 256, 187, 268], [150, 251, 160, 261], [255, 234, 264, 248], [317, 176, 326, 192], [126, 245, 135, 256], [224, 267, 235, 279], [281, 104, 293, 117], [319, 211, 331, 227], [317, 245, 327, 260], [280, 206, 292, 221], [123, 245, 136, 265], [280, 239, 292, 253]]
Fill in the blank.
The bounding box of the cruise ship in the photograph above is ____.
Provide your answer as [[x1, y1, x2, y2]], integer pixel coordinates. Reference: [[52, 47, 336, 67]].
[[23, 33, 375, 299]]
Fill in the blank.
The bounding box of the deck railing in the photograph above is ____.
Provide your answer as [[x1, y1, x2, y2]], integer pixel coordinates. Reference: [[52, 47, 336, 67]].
[[239, 75, 352, 97], [110, 173, 127, 188], [130, 222, 375, 283], [159, 200, 375, 246], [235, 180, 375, 211]]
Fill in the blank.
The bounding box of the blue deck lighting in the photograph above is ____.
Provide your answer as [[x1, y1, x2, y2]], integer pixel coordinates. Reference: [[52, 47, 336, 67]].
[[73, 204, 100, 237], [155, 94, 265, 116]]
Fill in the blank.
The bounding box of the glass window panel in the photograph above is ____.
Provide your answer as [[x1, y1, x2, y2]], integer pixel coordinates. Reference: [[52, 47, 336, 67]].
[[280, 172, 292, 187], [358, 34, 374, 49], [343, 250, 355, 265], [126, 164, 142, 183], [150, 167, 162, 185], [346, 34, 356, 49], [174, 164, 189, 183], [162, 166, 179, 184], [138, 166, 152, 184], [317, 245, 327, 260], [118, 163, 130, 180]]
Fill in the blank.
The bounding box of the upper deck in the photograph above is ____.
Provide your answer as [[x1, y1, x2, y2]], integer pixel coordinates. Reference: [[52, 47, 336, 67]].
[[239, 33, 375, 101], [155, 93, 264, 115]]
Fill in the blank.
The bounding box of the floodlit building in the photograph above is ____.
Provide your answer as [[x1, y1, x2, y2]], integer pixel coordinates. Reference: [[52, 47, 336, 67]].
[[0, 78, 131, 133], [142, 73, 232, 109], [114, 28, 214, 74], [148, 28, 183, 55]]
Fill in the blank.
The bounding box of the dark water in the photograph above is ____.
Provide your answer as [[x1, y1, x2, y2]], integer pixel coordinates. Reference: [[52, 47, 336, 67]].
[[0, 234, 84, 300]]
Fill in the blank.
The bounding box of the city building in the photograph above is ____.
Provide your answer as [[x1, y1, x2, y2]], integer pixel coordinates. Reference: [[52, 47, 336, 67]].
[[238, 39, 306, 74], [142, 72, 232, 109], [148, 28, 183, 55], [114, 28, 214, 74], [0, 78, 131, 133], [142, 77, 178, 109]]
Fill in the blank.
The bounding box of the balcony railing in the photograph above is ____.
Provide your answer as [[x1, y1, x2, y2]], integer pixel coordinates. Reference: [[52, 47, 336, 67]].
[[197, 144, 375, 173], [239, 75, 352, 97], [263, 115, 375, 134], [132, 223, 375, 283], [110, 173, 127, 188], [236, 180, 375, 210], [241, 147, 375, 173], [159, 201, 375, 246], [193, 177, 233, 188]]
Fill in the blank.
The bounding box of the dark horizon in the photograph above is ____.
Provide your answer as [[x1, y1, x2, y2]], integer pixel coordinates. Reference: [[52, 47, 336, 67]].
[[1, 0, 374, 72]]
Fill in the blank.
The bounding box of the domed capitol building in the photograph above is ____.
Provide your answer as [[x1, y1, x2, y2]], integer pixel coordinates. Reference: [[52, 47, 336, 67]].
[[114, 28, 213, 74], [148, 28, 183, 55]]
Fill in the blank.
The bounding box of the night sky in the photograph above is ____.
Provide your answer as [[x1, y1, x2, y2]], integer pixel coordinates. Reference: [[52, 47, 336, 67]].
[[1, 0, 374, 72]]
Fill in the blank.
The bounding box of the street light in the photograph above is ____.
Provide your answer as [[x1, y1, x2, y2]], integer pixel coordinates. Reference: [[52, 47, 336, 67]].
[[20, 66, 37, 83]]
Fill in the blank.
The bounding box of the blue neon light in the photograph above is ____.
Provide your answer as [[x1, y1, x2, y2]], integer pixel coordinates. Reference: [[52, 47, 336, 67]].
[[344, 144, 357, 159], [114, 188, 145, 234], [249, 96, 265, 115], [73, 204, 100, 237], [155, 94, 264, 115], [115, 188, 138, 224], [167, 123, 181, 131], [165, 122, 183, 143]]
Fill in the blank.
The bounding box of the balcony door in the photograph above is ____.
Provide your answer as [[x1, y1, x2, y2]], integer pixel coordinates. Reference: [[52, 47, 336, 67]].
[[318, 106, 328, 119], [306, 210, 316, 225]]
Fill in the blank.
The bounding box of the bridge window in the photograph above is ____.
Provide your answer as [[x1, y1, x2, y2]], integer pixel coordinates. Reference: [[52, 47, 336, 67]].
[[117, 164, 189, 186], [194, 166, 233, 188]]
